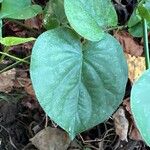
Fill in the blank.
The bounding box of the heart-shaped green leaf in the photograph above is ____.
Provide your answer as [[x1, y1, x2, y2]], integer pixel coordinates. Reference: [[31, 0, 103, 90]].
[[0, 37, 35, 46], [64, 0, 118, 41], [0, 0, 42, 20], [131, 69, 150, 146], [30, 28, 128, 139]]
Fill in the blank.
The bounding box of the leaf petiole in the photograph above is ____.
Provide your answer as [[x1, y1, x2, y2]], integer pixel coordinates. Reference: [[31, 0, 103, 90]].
[[143, 19, 150, 69]]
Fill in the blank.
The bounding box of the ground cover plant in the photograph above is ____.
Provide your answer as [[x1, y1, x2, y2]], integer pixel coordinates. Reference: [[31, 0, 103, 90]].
[[0, 0, 150, 149]]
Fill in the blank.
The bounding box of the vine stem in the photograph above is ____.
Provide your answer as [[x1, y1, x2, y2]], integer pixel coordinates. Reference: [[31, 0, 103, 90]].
[[0, 51, 29, 64], [143, 19, 150, 69], [0, 46, 9, 62], [0, 55, 30, 74], [105, 25, 127, 32]]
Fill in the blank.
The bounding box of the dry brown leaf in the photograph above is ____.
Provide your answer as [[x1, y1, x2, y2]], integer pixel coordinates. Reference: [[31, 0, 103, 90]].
[[14, 69, 35, 96], [24, 83, 35, 97], [25, 16, 42, 30], [125, 53, 145, 82], [30, 127, 71, 150], [15, 77, 35, 96], [0, 68, 16, 93], [123, 98, 143, 141], [113, 106, 129, 141], [129, 123, 143, 141], [123, 98, 131, 114], [114, 31, 143, 56]]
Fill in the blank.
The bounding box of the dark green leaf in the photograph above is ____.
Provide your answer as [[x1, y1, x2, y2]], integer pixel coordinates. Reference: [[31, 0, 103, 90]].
[[43, 0, 67, 30], [131, 69, 150, 146], [30, 28, 128, 139], [0, 0, 42, 20], [64, 0, 118, 41], [128, 10, 142, 28], [127, 7, 150, 37], [138, 0, 150, 21], [128, 22, 143, 37]]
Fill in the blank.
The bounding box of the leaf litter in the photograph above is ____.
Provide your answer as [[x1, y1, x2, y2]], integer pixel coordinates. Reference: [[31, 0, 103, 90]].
[[114, 31, 143, 57]]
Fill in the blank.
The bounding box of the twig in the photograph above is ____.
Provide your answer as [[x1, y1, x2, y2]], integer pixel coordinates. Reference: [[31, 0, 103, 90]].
[[0, 125, 19, 150], [79, 134, 102, 144], [45, 114, 48, 128]]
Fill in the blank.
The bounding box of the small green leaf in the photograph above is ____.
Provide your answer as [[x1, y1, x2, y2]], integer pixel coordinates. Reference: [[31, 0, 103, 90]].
[[127, 9, 143, 37], [0, 37, 35, 46], [0, 0, 42, 20], [128, 22, 144, 37], [30, 28, 128, 139], [43, 0, 67, 30], [64, 0, 118, 41], [131, 69, 150, 146], [138, 0, 150, 21], [127, 7, 150, 37], [128, 10, 142, 28]]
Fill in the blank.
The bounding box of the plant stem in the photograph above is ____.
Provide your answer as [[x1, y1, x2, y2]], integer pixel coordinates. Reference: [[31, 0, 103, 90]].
[[0, 55, 30, 74], [0, 46, 10, 62], [143, 19, 150, 69], [0, 51, 29, 64], [106, 25, 127, 32], [0, 19, 2, 37]]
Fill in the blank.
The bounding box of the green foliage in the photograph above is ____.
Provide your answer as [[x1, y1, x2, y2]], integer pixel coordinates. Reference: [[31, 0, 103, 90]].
[[43, 0, 67, 30], [127, 9, 143, 37], [0, 37, 35, 46], [0, 0, 42, 38], [64, 0, 118, 41], [138, 0, 150, 21], [131, 69, 150, 146], [129, 0, 150, 146], [0, 0, 42, 20], [30, 27, 128, 139], [0, 0, 149, 146], [128, 0, 150, 37]]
